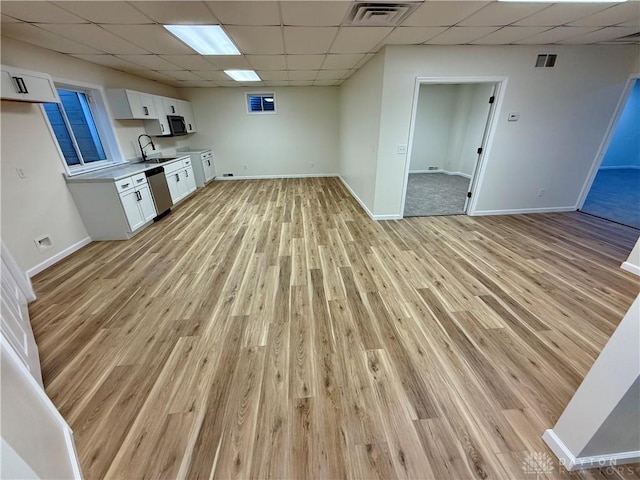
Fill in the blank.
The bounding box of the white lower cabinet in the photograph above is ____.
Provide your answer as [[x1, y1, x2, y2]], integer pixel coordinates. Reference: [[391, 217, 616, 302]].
[[164, 158, 196, 204], [67, 172, 157, 240]]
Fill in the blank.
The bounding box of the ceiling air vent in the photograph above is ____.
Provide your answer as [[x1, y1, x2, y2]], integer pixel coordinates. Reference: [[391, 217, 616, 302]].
[[347, 1, 422, 27]]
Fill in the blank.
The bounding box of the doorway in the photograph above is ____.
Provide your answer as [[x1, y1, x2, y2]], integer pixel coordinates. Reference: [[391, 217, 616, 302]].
[[580, 78, 640, 229], [402, 81, 498, 218]]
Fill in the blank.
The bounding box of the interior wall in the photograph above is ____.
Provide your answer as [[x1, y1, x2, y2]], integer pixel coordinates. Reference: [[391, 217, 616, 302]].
[[373, 45, 638, 217], [600, 80, 640, 169], [338, 51, 385, 213], [409, 84, 457, 172], [182, 86, 339, 178], [1, 37, 188, 273]]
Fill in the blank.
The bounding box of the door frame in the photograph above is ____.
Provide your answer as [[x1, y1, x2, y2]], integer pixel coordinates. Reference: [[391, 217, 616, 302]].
[[576, 74, 640, 210], [400, 76, 507, 218]]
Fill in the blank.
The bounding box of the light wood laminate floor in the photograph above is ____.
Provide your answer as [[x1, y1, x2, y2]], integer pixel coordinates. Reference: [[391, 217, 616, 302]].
[[30, 177, 640, 480]]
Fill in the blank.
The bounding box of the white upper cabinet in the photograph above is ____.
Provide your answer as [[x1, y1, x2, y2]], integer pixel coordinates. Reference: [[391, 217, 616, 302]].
[[1, 65, 60, 104], [178, 100, 197, 133], [143, 96, 172, 136], [107, 89, 157, 119]]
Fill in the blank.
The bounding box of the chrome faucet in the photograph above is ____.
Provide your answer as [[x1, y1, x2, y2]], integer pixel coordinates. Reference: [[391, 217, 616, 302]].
[[137, 134, 156, 162]]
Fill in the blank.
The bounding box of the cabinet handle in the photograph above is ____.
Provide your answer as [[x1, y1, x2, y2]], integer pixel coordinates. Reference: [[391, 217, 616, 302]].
[[136, 191, 142, 201], [12, 76, 24, 94], [18, 78, 28, 94], [185, 170, 189, 177], [121, 183, 130, 188], [176, 173, 180, 182], [208, 160, 211, 166], [170, 105, 175, 113], [160, 124, 165, 132], [188, 123, 192, 130], [136, 178, 144, 183], [143, 106, 149, 116]]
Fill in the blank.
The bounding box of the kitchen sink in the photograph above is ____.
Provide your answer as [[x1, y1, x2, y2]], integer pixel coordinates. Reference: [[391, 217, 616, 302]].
[[145, 156, 182, 164]]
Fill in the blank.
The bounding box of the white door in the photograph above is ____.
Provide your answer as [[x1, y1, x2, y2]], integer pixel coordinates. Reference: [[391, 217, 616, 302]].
[[183, 167, 197, 194], [137, 185, 157, 222]]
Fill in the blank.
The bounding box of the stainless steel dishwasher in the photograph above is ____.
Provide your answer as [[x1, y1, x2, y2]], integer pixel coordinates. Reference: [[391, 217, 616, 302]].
[[145, 166, 172, 218]]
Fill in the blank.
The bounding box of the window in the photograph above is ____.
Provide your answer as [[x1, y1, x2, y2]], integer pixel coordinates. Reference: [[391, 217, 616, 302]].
[[43, 84, 122, 174], [246, 93, 276, 114]]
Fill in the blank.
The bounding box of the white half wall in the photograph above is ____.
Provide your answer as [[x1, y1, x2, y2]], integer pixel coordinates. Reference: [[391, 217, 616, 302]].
[[373, 45, 638, 217], [182, 86, 339, 178], [339, 51, 385, 215], [1, 37, 186, 273], [622, 237, 640, 276]]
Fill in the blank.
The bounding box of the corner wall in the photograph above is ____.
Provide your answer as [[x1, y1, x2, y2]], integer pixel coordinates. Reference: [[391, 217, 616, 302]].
[[374, 45, 638, 217]]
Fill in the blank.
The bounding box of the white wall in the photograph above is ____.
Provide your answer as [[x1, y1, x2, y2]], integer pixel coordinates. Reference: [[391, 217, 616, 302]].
[[622, 236, 640, 276], [338, 51, 385, 214], [1, 37, 188, 273], [371, 45, 638, 217], [409, 84, 457, 172], [182, 86, 339, 178]]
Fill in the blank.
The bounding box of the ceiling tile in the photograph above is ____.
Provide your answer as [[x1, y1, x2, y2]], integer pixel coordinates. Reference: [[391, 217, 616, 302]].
[[470, 26, 550, 45], [159, 55, 220, 70], [382, 27, 448, 45], [103, 25, 194, 54], [288, 70, 318, 81], [316, 69, 349, 80], [257, 70, 289, 81], [264, 80, 290, 87], [512, 26, 600, 44], [205, 1, 280, 26], [130, 1, 219, 24], [53, 1, 153, 24], [459, 3, 551, 27], [246, 55, 287, 70], [354, 53, 375, 69], [217, 80, 247, 87], [286, 54, 325, 70], [330, 27, 393, 54], [116, 55, 182, 70], [568, 3, 640, 27], [559, 26, 640, 44], [36, 24, 148, 54], [321, 53, 364, 70], [157, 70, 202, 81], [426, 27, 501, 44], [1, 22, 103, 54], [284, 27, 338, 54], [71, 54, 143, 71], [132, 70, 177, 83], [178, 80, 219, 87], [289, 81, 314, 86], [513, 4, 613, 27], [225, 26, 284, 54], [1, 1, 88, 23], [1, 14, 21, 23], [205, 56, 253, 69], [281, 1, 350, 26], [192, 71, 228, 80], [402, 2, 489, 27], [314, 80, 340, 86]]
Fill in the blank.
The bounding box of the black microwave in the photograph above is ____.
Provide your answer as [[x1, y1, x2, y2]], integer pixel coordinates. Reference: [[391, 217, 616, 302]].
[[167, 115, 187, 136]]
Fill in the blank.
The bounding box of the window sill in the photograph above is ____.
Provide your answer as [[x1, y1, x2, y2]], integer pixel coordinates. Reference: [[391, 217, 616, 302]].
[[65, 160, 128, 177]]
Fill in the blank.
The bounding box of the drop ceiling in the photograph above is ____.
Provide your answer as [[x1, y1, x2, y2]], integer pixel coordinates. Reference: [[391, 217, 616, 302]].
[[1, 0, 638, 88]]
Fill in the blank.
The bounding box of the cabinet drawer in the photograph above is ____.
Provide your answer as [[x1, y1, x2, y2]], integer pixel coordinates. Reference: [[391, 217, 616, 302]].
[[115, 176, 135, 192], [163, 159, 184, 175], [201, 151, 212, 161], [132, 173, 147, 187], [183, 158, 191, 168]]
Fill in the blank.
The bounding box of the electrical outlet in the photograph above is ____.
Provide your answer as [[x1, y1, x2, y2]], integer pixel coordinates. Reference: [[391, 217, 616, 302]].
[[243, 164, 248, 170], [538, 188, 545, 198], [34, 235, 53, 252], [397, 144, 407, 154]]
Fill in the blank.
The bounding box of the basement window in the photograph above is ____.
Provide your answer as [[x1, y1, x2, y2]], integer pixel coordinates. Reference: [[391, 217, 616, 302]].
[[246, 92, 276, 114], [43, 83, 123, 175]]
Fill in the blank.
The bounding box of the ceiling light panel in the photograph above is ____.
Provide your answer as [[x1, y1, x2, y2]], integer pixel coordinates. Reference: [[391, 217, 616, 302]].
[[206, 56, 253, 70], [163, 25, 240, 55], [206, 1, 281, 26], [224, 26, 284, 54], [224, 69, 261, 81], [281, 1, 350, 26], [284, 27, 339, 54], [130, 1, 219, 24], [105, 25, 194, 54], [54, 1, 153, 24]]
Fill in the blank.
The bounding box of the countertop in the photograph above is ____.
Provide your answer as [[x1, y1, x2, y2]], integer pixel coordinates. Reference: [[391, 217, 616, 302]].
[[65, 156, 189, 183]]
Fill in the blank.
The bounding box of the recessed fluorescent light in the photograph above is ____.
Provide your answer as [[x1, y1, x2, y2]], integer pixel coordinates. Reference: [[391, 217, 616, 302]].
[[224, 70, 261, 82], [164, 25, 240, 55], [499, 0, 625, 2]]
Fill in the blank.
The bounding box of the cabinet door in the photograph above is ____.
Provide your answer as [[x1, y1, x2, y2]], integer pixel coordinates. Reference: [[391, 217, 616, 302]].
[[127, 91, 157, 119], [137, 185, 157, 222], [166, 171, 182, 203], [163, 97, 179, 116], [1, 67, 59, 103], [120, 190, 145, 232], [144, 96, 171, 136], [183, 167, 197, 194], [1, 69, 21, 101], [179, 100, 197, 133], [203, 156, 216, 182]]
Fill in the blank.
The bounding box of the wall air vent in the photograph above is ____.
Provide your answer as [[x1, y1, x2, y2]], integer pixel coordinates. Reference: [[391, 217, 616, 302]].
[[535, 53, 557, 68], [347, 1, 422, 27]]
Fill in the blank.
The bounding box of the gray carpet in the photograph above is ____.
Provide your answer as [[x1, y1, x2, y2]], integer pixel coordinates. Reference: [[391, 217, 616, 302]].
[[581, 168, 640, 229], [404, 173, 470, 217]]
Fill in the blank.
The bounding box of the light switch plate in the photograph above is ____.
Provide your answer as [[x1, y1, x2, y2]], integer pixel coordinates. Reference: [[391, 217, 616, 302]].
[[397, 144, 407, 154]]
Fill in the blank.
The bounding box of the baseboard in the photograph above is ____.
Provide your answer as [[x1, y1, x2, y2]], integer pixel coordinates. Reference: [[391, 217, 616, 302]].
[[621, 261, 640, 276], [472, 206, 577, 216], [26, 237, 91, 278], [543, 429, 640, 471], [215, 173, 337, 181], [599, 165, 640, 171], [409, 169, 471, 179], [338, 176, 376, 220]]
